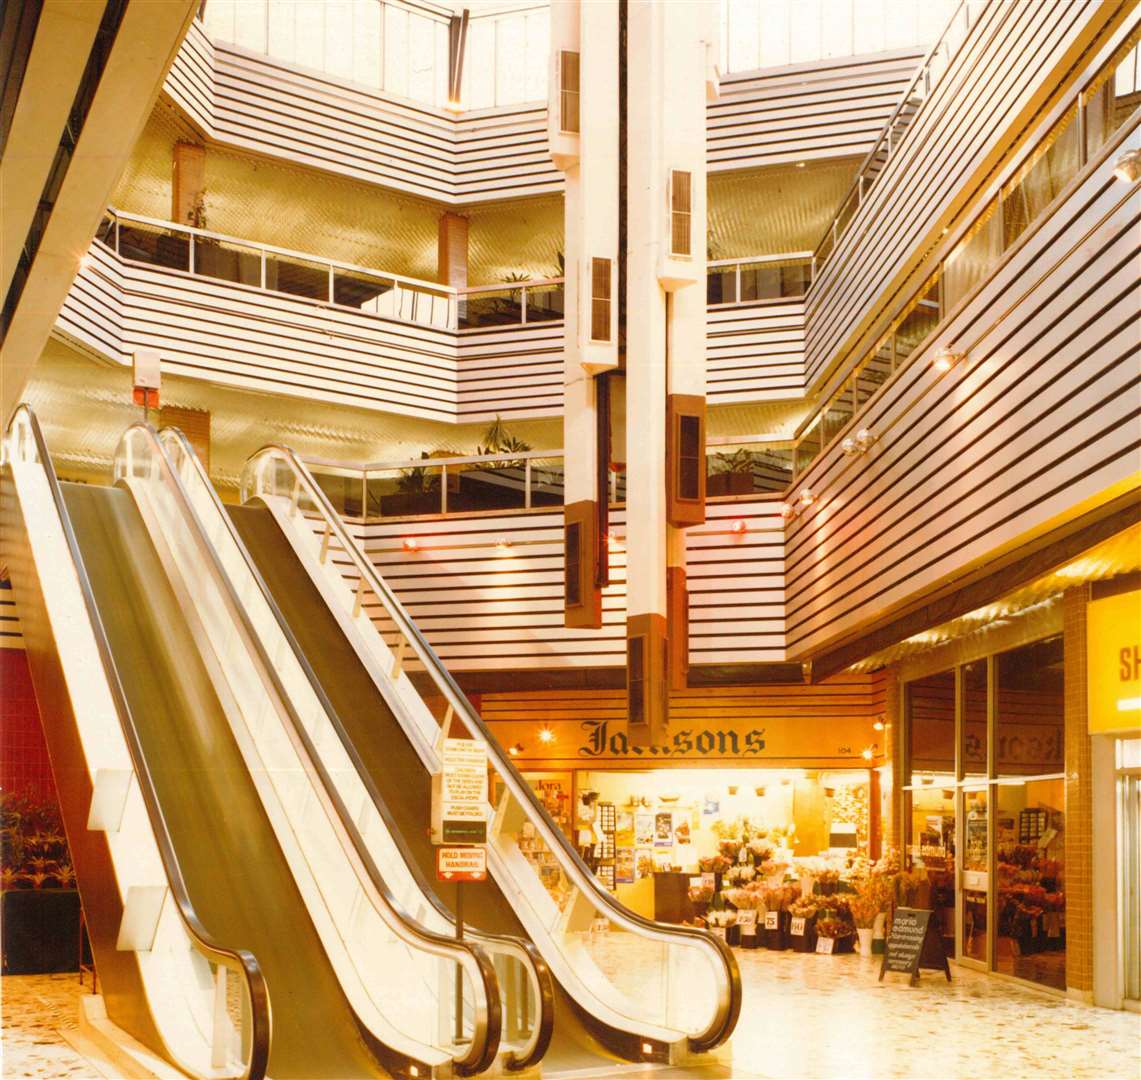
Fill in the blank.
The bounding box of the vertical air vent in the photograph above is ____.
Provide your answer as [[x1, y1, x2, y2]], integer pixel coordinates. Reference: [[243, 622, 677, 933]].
[[559, 50, 580, 134], [666, 394, 706, 526], [590, 257, 612, 342], [565, 520, 582, 606], [669, 169, 692, 257], [628, 635, 645, 727], [678, 414, 700, 500]]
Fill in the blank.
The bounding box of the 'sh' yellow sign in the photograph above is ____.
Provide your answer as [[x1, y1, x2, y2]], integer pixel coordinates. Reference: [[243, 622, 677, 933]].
[[1088, 589, 1141, 734]]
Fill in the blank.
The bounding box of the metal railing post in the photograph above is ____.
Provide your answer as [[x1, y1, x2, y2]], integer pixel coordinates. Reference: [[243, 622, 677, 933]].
[[361, 470, 368, 521], [328, 265, 335, 304], [521, 286, 528, 325], [735, 263, 742, 304], [260, 250, 267, 290], [524, 459, 532, 509], [189, 232, 196, 275], [441, 465, 448, 515]]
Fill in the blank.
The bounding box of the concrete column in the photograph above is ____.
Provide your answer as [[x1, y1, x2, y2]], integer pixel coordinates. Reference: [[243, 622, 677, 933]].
[[172, 142, 206, 227], [437, 212, 469, 290]]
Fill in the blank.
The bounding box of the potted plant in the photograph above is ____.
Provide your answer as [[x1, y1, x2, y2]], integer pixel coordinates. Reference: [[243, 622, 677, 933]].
[[788, 896, 819, 952], [1, 793, 81, 975], [707, 448, 755, 497]]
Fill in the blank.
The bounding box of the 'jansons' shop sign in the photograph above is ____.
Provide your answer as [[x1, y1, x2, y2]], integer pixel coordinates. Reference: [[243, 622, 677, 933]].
[[579, 719, 766, 759]]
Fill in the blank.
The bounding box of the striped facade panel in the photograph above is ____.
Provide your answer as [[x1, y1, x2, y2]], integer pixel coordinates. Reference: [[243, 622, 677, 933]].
[[803, 0, 1116, 388], [709, 50, 924, 172], [164, 23, 561, 204], [312, 496, 788, 671], [782, 131, 1141, 660], [167, 24, 926, 203], [56, 244, 460, 421], [706, 300, 806, 402], [456, 324, 565, 420]]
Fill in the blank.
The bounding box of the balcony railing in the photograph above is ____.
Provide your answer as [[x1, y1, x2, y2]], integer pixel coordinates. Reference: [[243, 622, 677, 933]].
[[303, 437, 797, 521], [793, 27, 1141, 479], [706, 252, 812, 306], [810, 0, 980, 276], [94, 207, 565, 334]]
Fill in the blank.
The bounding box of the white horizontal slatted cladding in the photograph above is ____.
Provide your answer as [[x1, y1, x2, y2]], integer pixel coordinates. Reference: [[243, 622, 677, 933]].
[[310, 497, 787, 671], [59, 251, 461, 421], [706, 300, 806, 402], [687, 499, 788, 664], [337, 510, 628, 669], [454, 108, 561, 202], [709, 50, 925, 171], [456, 323, 564, 420], [164, 28, 562, 204], [782, 140, 1141, 660], [55, 244, 127, 362], [804, 0, 1109, 387]]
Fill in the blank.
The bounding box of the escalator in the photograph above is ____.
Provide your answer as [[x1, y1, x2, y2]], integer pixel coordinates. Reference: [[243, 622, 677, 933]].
[[229, 502, 612, 1074], [234, 441, 743, 1075], [3, 407, 509, 1079], [62, 481, 386, 1079]]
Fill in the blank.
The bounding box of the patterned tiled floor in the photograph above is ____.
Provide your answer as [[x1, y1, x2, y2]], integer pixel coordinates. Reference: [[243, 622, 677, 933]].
[[3, 953, 1140, 1079]]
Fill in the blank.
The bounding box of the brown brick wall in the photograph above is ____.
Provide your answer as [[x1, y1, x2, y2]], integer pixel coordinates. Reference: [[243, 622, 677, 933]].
[[1063, 586, 1093, 994]]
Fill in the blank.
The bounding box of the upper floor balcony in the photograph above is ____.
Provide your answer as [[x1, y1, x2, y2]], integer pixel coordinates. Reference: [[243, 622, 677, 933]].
[[59, 208, 812, 422]]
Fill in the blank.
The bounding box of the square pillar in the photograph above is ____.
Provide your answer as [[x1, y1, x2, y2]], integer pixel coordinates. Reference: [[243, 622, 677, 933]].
[[172, 142, 206, 227], [437, 212, 469, 290], [1063, 585, 1094, 997]]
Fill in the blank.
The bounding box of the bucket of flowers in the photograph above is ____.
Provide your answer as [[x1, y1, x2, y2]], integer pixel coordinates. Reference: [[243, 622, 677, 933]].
[[705, 907, 738, 945], [761, 884, 796, 950], [687, 879, 714, 921], [814, 916, 856, 954], [788, 896, 819, 951], [726, 885, 764, 948], [848, 888, 882, 956]]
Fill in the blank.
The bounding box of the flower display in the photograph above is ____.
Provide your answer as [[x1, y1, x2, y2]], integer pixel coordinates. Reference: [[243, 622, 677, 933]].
[[725, 864, 756, 886]]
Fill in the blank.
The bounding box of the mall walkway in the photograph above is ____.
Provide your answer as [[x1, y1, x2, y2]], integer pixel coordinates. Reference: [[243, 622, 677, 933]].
[[3, 952, 1139, 1079]]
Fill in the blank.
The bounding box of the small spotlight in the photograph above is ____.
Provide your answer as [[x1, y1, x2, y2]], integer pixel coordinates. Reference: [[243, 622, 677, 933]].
[[508, 742, 524, 756], [933, 345, 963, 373], [496, 537, 512, 550], [538, 727, 555, 745], [779, 501, 796, 521], [798, 488, 814, 507], [841, 436, 858, 456], [402, 537, 418, 552], [861, 747, 874, 761], [730, 518, 747, 534], [873, 719, 885, 731], [1113, 148, 1141, 183], [855, 428, 876, 451]]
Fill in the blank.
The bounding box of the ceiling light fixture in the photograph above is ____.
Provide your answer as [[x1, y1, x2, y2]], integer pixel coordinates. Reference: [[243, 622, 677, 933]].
[[496, 537, 512, 550], [1113, 148, 1141, 183], [861, 746, 874, 761], [779, 501, 796, 521], [873, 719, 885, 731], [730, 518, 747, 534], [841, 428, 877, 456], [538, 726, 555, 745], [798, 488, 814, 507], [508, 742, 524, 756], [402, 537, 419, 552], [933, 345, 964, 373]]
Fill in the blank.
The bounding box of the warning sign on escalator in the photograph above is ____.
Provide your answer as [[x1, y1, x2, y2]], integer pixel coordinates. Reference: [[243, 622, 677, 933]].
[[437, 846, 487, 882], [431, 738, 488, 845]]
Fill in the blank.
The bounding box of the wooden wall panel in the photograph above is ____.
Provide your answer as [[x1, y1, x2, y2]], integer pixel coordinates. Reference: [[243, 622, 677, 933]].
[[803, 0, 1117, 390], [782, 127, 1141, 659]]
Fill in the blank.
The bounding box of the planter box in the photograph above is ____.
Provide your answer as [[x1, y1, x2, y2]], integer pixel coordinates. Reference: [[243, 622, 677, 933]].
[[2, 890, 81, 974]]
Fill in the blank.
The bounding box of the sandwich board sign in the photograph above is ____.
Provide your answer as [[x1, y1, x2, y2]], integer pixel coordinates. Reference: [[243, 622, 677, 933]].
[[878, 907, 951, 986], [431, 737, 489, 845]]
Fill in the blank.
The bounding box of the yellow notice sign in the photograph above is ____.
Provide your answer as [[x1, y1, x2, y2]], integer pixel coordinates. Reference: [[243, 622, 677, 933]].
[[1088, 589, 1141, 734]]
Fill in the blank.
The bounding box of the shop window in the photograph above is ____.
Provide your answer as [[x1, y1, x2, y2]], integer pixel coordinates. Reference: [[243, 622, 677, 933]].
[[961, 786, 988, 964], [1084, 33, 1141, 161], [961, 660, 987, 781], [995, 776, 1066, 990], [1000, 105, 1081, 250], [995, 637, 1064, 780], [906, 670, 955, 785], [890, 276, 942, 365]]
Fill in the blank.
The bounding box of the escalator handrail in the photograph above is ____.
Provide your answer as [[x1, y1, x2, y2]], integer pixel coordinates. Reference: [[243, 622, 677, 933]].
[[3, 405, 272, 1080], [124, 423, 502, 1077], [159, 426, 554, 1073], [243, 442, 743, 1054]]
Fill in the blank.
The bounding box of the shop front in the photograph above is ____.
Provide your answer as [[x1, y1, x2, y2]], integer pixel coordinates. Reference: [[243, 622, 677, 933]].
[[902, 636, 1068, 991], [484, 684, 897, 953]]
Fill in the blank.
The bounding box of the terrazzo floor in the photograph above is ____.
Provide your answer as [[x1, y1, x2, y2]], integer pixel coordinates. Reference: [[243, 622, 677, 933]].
[[3, 952, 1139, 1079]]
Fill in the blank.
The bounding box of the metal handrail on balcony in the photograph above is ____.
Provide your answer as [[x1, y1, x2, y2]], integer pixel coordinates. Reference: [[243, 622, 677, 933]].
[[301, 435, 800, 521], [95, 207, 564, 333], [706, 251, 813, 306], [809, 0, 980, 277]]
